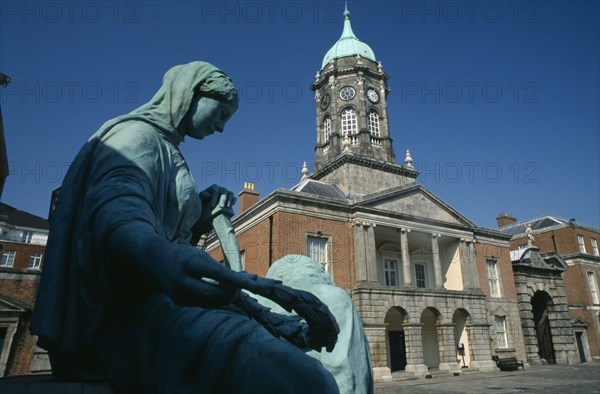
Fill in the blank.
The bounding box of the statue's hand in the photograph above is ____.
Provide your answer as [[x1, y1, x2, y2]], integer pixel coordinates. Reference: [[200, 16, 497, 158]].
[[199, 184, 236, 214], [159, 256, 238, 308], [233, 292, 312, 349], [245, 279, 339, 352]]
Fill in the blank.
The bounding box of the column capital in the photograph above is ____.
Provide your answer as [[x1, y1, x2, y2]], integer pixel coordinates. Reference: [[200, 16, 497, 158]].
[[400, 227, 411, 234], [431, 233, 442, 239], [351, 219, 376, 228]]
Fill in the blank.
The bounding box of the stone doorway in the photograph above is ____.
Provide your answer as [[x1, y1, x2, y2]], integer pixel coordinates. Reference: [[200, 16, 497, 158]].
[[452, 309, 471, 368], [385, 307, 408, 372], [532, 291, 555, 364], [575, 332, 586, 363], [421, 308, 441, 368]]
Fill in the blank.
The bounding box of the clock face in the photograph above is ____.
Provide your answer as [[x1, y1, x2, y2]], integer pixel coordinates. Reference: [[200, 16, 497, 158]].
[[320, 93, 330, 110], [339, 86, 356, 101], [367, 88, 380, 103]]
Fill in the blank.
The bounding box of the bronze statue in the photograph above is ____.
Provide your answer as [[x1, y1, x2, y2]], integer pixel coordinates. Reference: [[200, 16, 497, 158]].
[[31, 61, 339, 393]]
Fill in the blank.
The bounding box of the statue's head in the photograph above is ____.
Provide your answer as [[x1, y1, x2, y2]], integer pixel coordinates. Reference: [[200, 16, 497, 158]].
[[267, 255, 334, 287], [133, 61, 239, 139]]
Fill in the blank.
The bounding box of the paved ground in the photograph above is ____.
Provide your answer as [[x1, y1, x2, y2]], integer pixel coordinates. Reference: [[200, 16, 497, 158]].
[[375, 363, 600, 394]]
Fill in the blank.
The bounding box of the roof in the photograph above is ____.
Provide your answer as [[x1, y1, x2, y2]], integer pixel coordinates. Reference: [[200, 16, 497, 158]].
[[321, 6, 376, 69], [292, 179, 347, 200], [499, 214, 571, 236], [0, 203, 50, 231]]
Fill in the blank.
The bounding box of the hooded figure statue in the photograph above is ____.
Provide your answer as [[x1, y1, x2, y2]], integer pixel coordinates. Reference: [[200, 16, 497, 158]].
[[31, 62, 339, 394]]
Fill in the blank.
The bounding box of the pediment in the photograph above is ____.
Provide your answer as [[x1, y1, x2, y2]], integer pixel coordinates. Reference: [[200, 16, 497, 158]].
[[514, 248, 567, 272], [571, 317, 588, 328], [355, 185, 474, 227]]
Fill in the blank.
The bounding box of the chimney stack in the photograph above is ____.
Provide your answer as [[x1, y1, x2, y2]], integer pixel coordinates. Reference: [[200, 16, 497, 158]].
[[496, 212, 517, 228], [238, 182, 260, 214]]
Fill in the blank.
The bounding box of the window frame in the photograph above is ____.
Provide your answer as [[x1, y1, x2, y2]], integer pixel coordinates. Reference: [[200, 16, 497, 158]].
[[27, 253, 43, 270], [577, 234, 586, 253], [323, 117, 332, 143], [415, 263, 427, 288], [495, 315, 508, 349], [486, 259, 501, 298], [367, 110, 380, 137], [382, 256, 399, 287], [591, 238, 599, 256], [0, 251, 16, 268], [340, 108, 357, 136], [306, 234, 332, 273], [587, 271, 599, 304]]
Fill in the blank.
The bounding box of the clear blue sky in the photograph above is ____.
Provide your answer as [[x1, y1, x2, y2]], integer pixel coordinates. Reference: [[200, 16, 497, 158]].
[[1, 0, 598, 230]]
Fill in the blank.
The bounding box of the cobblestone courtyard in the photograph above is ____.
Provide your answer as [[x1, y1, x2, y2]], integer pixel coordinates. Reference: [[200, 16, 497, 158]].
[[375, 363, 600, 394]]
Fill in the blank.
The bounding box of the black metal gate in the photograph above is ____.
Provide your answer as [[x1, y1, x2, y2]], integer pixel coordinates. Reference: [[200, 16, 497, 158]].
[[389, 331, 407, 371]]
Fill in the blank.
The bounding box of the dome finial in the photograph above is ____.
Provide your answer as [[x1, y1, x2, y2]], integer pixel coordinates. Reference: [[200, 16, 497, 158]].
[[301, 161, 309, 180], [320, 1, 376, 69]]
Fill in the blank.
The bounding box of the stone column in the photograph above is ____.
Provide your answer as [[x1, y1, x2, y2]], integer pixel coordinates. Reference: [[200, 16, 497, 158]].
[[400, 228, 413, 287], [459, 238, 479, 290], [466, 323, 498, 372], [353, 221, 368, 282], [437, 323, 461, 374], [403, 323, 429, 377], [353, 220, 378, 283], [365, 223, 378, 282], [431, 233, 443, 289], [363, 324, 393, 382]]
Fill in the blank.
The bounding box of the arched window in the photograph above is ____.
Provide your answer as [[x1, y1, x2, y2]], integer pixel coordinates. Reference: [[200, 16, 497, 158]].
[[368, 110, 380, 137], [341, 108, 357, 136], [323, 117, 332, 143]]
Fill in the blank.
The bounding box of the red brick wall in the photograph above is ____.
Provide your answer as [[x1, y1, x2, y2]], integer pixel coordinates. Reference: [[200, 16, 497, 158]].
[[475, 242, 517, 300], [270, 212, 354, 290], [510, 227, 599, 256], [211, 211, 355, 290], [0, 270, 42, 376], [0, 241, 45, 271]]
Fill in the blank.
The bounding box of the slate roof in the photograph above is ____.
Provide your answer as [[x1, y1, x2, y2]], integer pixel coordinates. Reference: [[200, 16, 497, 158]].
[[292, 179, 347, 201], [0, 203, 50, 231], [499, 215, 570, 236]]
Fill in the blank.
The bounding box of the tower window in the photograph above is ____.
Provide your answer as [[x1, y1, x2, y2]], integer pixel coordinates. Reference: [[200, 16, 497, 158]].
[[368, 110, 380, 137], [323, 117, 332, 143], [341, 108, 357, 136]]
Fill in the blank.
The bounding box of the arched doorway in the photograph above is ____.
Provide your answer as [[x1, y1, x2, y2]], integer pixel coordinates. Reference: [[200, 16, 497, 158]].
[[385, 307, 408, 371], [421, 308, 441, 368], [452, 309, 471, 368], [532, 291, 556, 364]]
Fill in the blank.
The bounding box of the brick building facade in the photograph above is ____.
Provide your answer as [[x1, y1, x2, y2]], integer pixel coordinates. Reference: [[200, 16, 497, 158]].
[[498, 214, 600, 363], [0, 203, 50, 377], [207, 8, 531, 380]]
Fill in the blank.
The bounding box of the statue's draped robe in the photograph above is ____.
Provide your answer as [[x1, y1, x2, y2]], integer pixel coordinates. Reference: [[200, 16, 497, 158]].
[[31, 63, 336, 393]]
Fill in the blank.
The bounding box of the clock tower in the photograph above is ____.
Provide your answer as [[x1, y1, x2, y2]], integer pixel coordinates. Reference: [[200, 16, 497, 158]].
[[311, 6, 396, 170]]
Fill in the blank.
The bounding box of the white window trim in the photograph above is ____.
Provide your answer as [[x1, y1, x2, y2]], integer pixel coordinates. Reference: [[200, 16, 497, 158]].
[[415, 263, 427, 288], [587, 271, 599, 304], [341, 108, 357, 136], [495, 315, 508, 349], [382, 255, 400, 287], [323, 117, 332, 143], [27, 253, 43, 270], [577, 235, 587, 253], [368, 110, 380, 137], [1, 251, 16, 267], [591, 238, 599, 256], [306, 234, 332, 273], [486, 259, 501, 298]]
